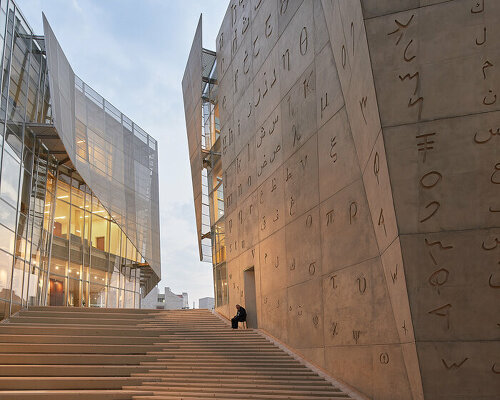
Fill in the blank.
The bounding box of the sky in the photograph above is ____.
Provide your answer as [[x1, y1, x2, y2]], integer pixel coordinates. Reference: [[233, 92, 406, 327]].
[[16, 0, 228, 308]]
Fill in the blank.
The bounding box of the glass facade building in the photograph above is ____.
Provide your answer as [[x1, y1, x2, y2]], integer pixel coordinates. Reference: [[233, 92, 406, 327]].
[[0, 0, 160, 319]]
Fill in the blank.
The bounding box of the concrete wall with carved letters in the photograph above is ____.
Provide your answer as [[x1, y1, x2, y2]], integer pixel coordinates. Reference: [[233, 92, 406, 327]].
[[212, 1, 499, 399]]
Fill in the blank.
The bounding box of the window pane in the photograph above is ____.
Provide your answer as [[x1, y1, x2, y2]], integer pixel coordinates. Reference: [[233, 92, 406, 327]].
[[71, 182, 85, 209], [0, 249, 12, 301], [0, 224, 15, 254], [91, 214, 108, 252], [0, 300, 9, 320], [109, 221, 121, 256], [90, 283, 105, 307], [53, 199, 69, 239], [56, 174, 70, 201], [70, 206, 84, 238], [18, 169, 31, 215], [0, 150, 20, 206], [107, 286, 117, 308], [0, 198, 16, 230], [4, 123, 22, 160], [26, 264, 39, 306], [67, 278, 81, 307], [11, 257, 23, 303], [48, 276, 66, 306]]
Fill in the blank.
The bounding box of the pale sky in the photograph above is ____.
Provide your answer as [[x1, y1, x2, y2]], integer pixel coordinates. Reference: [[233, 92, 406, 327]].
[[16, 0, 228, 307]]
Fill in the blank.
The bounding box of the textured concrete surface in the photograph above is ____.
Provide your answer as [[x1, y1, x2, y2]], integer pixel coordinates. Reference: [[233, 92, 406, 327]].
[[213, 0, 500, 399]]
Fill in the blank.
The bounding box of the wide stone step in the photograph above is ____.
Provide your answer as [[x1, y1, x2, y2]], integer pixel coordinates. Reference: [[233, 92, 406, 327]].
[[133, 374, 325, 383], [27, 306, 160, 314], [18, 311, 152, 320], [0, 325, 161, 337], [0, 390, 152, 399], [0, 377, 158, 390], [0, 354, 156, 365], [0, 343, 162, 354], [0, 334, 161, 345], [0, 365, 151, 377], [147, 381, 335, 391], [129, 388, 349, 399], [127, 384, 344, 397], [8, 316, 145, 326]]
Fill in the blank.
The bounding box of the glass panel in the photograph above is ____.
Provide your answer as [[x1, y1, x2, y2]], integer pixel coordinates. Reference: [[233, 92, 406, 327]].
[[48, 276, 66, 306], [91, 214, 108, 251], [134, 291, 140, 308], [34, 267, 47, 306], [56, 174, 71, 201], [109, 221, 121, 256], [70, 206, 84, 238], [46, 171, 55, 194], [0, 198, 16, 230], [50, 258, 67, 278], [18, 169, 30, 215], [71, 182, 85, 209], [53, 199, 69, 238], [0, 150, 20, 206], [107, 286, 118, 308], [67, 278, 81, 307], [82, 280, 89, 307], [0, 300, 9, 320], [14, 234, 25, 259], [68, 260, 81, 280], [124, 291, 134, 308], [0, 249, 12, 301], [10, 257, 23, 303], [0, 224, 15, 254], [4, 124, 22, 160], [118, 288, 124, 308], [89, 283, 105, 307], [26, 264, 39, 306]]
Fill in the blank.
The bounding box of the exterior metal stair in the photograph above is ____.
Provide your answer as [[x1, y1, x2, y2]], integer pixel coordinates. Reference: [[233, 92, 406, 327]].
[[0, 307, 355, 399]]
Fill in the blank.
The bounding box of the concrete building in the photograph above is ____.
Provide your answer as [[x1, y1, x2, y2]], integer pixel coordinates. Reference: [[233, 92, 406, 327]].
[[183, 1, 500, 400], [199, 296, 215, 309], [0, 0, 161, 319], [141, 286, 189, 310]]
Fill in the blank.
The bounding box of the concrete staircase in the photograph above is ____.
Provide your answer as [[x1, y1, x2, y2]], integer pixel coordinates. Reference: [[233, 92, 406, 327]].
[[0, 307, 354, 399]]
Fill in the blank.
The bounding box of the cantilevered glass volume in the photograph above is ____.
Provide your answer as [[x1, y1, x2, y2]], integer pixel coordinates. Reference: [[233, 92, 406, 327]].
[[0, 0, 160, 319]]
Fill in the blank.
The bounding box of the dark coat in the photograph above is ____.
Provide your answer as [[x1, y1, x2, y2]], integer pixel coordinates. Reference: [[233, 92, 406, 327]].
[[235, 306, 247, 321]]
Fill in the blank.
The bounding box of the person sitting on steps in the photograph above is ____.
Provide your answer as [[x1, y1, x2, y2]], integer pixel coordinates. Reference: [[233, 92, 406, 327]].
[[231, 304, 247, 329]]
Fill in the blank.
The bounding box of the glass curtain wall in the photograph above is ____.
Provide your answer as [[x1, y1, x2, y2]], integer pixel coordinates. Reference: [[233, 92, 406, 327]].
[[200, 53, 228, 308], [47, 165, 141, 309], [0, 0, 54, 319]]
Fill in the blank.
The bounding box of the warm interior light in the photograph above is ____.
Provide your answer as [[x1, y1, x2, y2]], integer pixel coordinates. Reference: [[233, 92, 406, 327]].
[[55, 266, 59, 270], [57, 195, 69, 199], [77, 140, 85, 144]]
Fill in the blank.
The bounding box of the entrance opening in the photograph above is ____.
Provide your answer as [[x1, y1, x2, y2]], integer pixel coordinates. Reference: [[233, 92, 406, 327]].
[[49, 278, 65, 306], [243, 267, 257, 328]]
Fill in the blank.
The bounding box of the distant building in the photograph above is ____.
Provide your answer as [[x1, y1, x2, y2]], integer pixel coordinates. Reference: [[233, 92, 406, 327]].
[[199, 297, 214, 310], [141, 287, 189, 310]]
